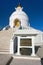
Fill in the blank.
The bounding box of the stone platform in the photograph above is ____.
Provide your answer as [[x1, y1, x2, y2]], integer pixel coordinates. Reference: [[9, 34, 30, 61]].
[[13, 55, 40, 60], [10, 55, 41, 65], [0, 54, 42, 65]]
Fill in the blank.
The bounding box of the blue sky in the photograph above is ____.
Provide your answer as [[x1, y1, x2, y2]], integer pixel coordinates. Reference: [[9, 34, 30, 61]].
[[0, 0, 43, 31]]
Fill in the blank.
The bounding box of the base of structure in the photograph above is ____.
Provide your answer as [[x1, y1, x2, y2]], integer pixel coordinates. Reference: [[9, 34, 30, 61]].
[[13, 55, 40, 60], [14, 53, 21, 55], [31, 53, 36, 56], [14, 52, 36, 56]]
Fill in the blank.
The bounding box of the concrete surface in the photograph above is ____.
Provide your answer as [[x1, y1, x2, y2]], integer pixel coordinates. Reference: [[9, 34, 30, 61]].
[[0, 54, 12, 65], [37, 45, 43, 58], [0, 54, 42, 65], [10, 58, 41, 65]]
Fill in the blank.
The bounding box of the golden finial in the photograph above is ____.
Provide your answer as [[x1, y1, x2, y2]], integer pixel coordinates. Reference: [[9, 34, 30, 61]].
[[15, 3, 23, 11], [17, 3, 22, 9], [17, 3, 22, 7]]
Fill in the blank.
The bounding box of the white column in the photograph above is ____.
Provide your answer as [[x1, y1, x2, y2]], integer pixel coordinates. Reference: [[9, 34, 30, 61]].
[[16, 36, 21, 55], [10, 39, 14, 54], [31, 36, 36, 56]]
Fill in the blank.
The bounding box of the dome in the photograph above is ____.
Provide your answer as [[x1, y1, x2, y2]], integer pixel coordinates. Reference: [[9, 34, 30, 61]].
[[9, 5, 29, 28]]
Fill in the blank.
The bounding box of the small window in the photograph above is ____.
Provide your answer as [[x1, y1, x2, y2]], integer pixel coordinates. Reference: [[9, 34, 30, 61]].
[[20, 39, 32, 46], [20, 48, 32, 55]]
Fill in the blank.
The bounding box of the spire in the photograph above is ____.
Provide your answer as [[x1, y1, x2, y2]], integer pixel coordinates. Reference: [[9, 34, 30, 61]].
[[15, 3, 23, 11], [17, 3, 22, 9], [17, 3, 22, 8]]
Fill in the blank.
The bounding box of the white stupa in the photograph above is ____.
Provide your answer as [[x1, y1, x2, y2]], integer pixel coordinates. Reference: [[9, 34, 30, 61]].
[[0, 4, 43, 57], [9, 4, 29, 28]]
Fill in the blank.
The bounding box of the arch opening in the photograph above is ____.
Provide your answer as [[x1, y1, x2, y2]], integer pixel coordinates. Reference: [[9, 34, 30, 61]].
[[13, 18, 21, 28]]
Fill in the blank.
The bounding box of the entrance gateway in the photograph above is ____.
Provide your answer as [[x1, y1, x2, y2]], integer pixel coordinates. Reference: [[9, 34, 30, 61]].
[[10, 36, 36, 56]]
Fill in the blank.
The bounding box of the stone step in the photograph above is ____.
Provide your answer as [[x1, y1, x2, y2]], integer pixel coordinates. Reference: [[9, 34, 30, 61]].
[[0, 44, 10, 48], [0, 45, 10, 50], [0, 49, 10, 54], [10, 56, 41, 65], [13, 55, 40, 60], [0, 50, 10, 54], [0, 49, 9, 51], [0, 28, 16, 54]]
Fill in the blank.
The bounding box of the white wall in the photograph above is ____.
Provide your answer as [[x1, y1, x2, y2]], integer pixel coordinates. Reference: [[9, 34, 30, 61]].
[[34, 32, 43, 46]]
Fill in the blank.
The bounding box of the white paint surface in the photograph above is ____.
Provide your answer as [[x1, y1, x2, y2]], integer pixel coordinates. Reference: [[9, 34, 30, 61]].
[[9, 7, 29, 28]]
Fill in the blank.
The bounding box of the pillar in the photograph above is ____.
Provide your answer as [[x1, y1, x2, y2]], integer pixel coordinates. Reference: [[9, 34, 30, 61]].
[[10, 39, 14, 54], [31, 36, 36, 56], [16, 36, 21, 55]]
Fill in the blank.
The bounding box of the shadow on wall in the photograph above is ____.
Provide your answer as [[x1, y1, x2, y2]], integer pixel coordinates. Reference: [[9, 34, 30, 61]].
[[14, 37, 18, 53], [35, 46, 41, 54], [35, 46, 43, 65], [41, 58, 43, 65]]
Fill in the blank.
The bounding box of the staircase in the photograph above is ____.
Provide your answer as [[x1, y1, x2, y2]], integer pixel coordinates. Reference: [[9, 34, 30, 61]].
[[0, 28, 16, 54]]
